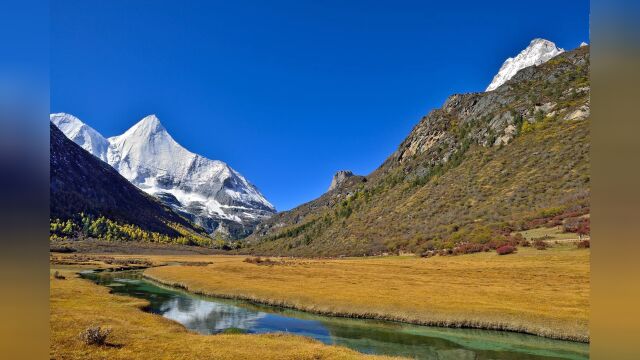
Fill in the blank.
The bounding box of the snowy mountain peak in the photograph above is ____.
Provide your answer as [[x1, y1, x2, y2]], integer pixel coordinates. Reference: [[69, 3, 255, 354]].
[[486, 38, 564, 92], [50, 113, 110, 161], [118, 114, 168, 139], [134, 114, 164, 131], [53, 113, 276, 238]]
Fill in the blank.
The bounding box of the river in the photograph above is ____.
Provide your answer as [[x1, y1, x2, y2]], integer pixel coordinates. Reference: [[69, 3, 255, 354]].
[[81, 270, 588, 360]]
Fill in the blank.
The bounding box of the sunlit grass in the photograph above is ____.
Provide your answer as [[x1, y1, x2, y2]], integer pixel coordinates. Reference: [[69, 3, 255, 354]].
[[49, 268, 399, 360], [516, 226, 586, 241], [142, 247, 589, 342]]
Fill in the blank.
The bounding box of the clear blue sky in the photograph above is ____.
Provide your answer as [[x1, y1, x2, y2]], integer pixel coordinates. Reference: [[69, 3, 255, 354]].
[[51, 0, 589, 211]]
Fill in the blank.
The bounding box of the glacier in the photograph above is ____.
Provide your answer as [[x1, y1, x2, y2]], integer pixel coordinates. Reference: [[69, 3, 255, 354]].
[[51, 113, 275, 238]]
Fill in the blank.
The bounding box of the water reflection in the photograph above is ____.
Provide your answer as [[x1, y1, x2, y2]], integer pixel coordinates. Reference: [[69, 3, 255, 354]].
[[158, 297, 266, 334], [82, 271, 588, 360]]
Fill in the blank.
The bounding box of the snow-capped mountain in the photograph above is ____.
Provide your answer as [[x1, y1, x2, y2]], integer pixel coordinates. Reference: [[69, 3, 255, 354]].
[[50, 113, 110, 162], [486, 38, 564, 91], [50, 113, 275, 238]]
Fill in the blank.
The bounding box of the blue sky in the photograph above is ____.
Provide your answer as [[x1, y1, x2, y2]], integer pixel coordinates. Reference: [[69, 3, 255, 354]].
[[51, 0, 589, 211]]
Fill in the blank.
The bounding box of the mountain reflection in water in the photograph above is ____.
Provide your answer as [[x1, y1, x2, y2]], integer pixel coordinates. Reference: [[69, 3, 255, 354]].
[[82, 270, 588, 360]]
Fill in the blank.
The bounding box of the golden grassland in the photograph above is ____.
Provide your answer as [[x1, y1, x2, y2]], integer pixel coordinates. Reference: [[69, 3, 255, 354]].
[[49, 267, 400, 360], [141, 246, 590, 342]]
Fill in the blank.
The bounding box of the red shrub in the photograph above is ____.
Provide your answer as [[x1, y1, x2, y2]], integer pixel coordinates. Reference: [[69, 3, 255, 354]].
[[546, 219, 563, 227], [577, 240, 590, 249], [576, 219, 590, 236], [533, 240, 548, 250], [563, 217, 590, 236], [452, 242, 485, 255], [496, 245, 516, 255]]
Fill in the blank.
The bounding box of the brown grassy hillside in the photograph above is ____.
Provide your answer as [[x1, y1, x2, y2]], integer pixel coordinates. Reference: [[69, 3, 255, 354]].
[[247, 46, 590, 256]]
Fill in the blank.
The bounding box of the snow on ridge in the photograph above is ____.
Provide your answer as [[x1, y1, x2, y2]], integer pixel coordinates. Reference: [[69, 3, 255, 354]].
[[51, 113, 275, 235], [50, 113, 111, 162], [486, 38, 564, 92]]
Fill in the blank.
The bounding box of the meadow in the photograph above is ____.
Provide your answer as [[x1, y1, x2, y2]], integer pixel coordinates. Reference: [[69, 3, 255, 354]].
[[49, 266, 399, 360], [141, 246, 590, 342]]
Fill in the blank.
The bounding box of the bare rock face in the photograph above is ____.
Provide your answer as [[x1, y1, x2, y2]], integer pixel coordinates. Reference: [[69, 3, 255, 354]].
[[328, 170, 355, 192]]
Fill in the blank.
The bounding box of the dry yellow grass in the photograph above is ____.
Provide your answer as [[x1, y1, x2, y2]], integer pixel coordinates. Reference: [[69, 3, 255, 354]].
[[49, 268, 401, 360], [143, 247, 590, 342]]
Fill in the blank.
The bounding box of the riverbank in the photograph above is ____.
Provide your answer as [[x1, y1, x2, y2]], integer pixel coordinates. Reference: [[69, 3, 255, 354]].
[[143, 248, 590, 342], [50, 267, 400, 359]]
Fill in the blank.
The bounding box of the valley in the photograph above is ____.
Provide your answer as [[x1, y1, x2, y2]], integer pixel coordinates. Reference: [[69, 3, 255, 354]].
[[50, 248, 589, 359], [50, 266, 395, 360], [49, 38, 591, 359]]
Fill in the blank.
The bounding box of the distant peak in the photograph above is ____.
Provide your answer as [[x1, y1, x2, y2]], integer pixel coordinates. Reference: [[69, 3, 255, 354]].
[[125, 114, 167, 136], [50, 112, 83, 126], [137, 114, 163, 128], [486, 38, 564, 91], [49, 113, 91, 135], [527, 38, 563, 52], [580, 41, 588, 47], [530, 38, 553, 45]]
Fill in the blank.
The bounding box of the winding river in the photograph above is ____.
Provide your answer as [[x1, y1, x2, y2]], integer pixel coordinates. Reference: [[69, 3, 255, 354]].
[[81, 270, 588, 360]]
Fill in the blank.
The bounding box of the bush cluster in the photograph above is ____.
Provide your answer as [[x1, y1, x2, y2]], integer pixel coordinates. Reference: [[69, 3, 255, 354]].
[[496, 245, 516, 255], [533, 240, 549, 250], [576, 240, 590, 249], [243, 257, 283, 266], [78, 326, 111, 346]]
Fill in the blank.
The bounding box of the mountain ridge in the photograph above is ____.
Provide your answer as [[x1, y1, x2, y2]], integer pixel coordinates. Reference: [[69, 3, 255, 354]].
[[247, 45, 590, 256], [51, 113, 275, 239], [50, 122, 207, 241]]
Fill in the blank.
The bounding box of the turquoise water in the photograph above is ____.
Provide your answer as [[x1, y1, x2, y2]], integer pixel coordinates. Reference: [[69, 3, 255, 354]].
[[82, 270, 589, 360]]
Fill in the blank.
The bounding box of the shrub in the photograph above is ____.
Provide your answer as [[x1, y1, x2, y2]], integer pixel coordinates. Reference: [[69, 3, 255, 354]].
[[539, 207, 565, 219], [79, 325, 111, 346], [49, 246, 76, 253], [577, 240, 590, 249], [53, 271, 65, 280], [576, 219, 590, 237], [452, 242, 485, 255], [546, 218, 563, 227], [420, 250, 437, 258], [244, 256, 261, 264], [520, 239, 531, 247], [533, 240, 548, 250], [512, 233, 524, 242], [243, 257, 281, 266], [496, 245, 516, 255], [484, 239, 509, 251]]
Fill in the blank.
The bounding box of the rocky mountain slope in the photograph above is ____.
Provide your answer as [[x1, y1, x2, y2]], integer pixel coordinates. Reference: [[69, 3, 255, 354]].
[[50, 122, 206, 240], [51, 113, 275, 238], [247, 45, 590, 257], [486, 38, 564, 91]]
